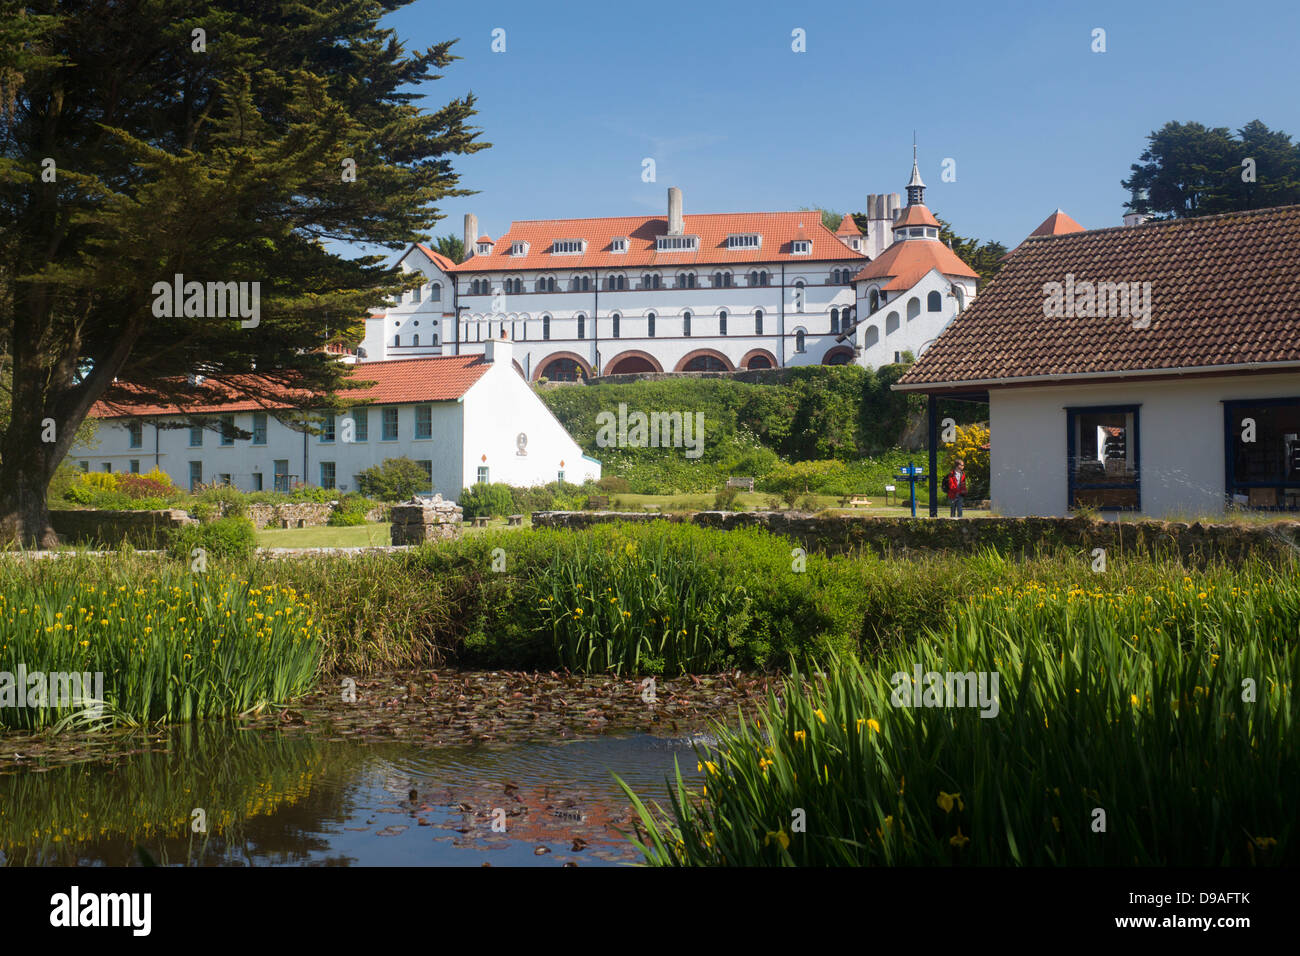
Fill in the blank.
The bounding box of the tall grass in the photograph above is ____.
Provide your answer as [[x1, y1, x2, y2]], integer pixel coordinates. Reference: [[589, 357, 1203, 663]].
[[622, 569, 1299, 865], [536, 534, 751, 674], [0, 557, 322, 728]]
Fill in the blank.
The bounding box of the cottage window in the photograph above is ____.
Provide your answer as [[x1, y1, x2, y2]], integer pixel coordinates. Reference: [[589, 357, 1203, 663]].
[[1068, 405, 1140, 511]]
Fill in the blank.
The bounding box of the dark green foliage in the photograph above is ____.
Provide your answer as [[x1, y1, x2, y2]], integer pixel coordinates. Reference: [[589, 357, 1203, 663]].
[[355, 457, 431, 502], [0, 1, 487, 544], [459, 482, 514, 519], [166, 517, 258, 561], [1123, 119, 1300, 219]]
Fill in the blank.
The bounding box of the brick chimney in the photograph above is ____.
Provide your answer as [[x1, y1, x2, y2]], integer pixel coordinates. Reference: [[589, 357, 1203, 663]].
[[484, 329, 511, 366]]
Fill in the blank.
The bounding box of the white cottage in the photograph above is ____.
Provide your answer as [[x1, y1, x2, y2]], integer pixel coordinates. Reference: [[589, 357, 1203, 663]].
[[73, 336, 599, 498], [895, 204, 1300, 519]]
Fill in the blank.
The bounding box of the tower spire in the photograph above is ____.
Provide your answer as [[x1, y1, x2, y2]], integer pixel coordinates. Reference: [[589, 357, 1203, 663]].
[[906, 137, 926, 206]]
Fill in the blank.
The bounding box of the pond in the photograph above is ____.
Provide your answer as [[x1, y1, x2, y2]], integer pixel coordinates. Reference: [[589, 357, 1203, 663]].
[[0, 666, 773, 867]]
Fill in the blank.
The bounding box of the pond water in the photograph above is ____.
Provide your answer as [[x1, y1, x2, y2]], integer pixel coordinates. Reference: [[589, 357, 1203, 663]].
[[0, 726, 709, 867]]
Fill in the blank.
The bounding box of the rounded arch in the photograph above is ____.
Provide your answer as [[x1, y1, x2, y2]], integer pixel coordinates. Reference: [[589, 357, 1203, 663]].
[[954, 285, 966, 312], [533, 351, 594, 382], [512, 359, 526, 378], [822, 346, 855, 366], [906, 297, 921, 320], [863, 324, 880, 349], [886, 311, 900, 335], [868, 287, 881, 313], [605, 349, 664, 375], [674, 348, 735, 373], [740, 348, 778, 370], [927, 290, 942, 312]]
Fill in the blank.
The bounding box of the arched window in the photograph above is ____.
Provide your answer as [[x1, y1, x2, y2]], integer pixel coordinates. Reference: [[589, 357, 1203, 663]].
[[928, 290, 942, 312], [886, 311, 900, 334], [719, 310, 728, 336], [431, 282, 441, 302], [413, 334, 419, 347], [580, 275, 590, 292], [642, 273, 661, 290], [907, 297, 921, 320], [759, 271, 770, 286], [864, 325, 879, 348], [678, 273, 696, 289], [795, 329, 806, 353], [683, 311, 692, 337], [612, 313, 621, 338], [794, 279, 806, 313], [830, 308, 840, 334], [540, 358, 585, 383], [542, 315, 551, 340], [748, 271, 759, 287], [684, 355, 727, 372], [869, 289, 880, 313], [647, 312, 656, 337], [577, 314, 586, 339], [393, 335, 400, 347], [433, 334, 440, 346], [755, 309, 764, 335], [955, 286, 966, 312]]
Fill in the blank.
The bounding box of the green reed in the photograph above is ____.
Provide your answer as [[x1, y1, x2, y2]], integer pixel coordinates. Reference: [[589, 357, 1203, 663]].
[[622, 570, 1299, 865]]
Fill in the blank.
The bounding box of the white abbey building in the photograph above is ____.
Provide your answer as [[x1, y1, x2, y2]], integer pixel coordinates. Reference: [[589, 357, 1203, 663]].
[[356, 154, 979, 380], [74, 337, 599, 495]]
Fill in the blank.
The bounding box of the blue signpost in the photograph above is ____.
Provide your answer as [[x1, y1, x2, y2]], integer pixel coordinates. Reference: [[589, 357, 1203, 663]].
[[896, 461, 924, 517]]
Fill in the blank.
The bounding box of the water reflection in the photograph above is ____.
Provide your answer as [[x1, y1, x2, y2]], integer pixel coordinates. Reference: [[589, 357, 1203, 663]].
[[0, 725, 704, 867]]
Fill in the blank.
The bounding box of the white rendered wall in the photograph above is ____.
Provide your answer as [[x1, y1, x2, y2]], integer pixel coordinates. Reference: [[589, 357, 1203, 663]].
[[987, 372, 1300, 518], [460, 346, 601, 487], [853, 269, 976, 368]]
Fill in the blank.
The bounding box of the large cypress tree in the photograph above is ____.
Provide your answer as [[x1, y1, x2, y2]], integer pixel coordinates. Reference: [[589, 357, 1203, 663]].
[[0, 1, 487, 545]]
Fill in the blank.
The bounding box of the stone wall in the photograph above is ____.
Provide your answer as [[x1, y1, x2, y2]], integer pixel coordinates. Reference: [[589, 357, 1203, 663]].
[[390, 496, 463, 545], [530, 511, 1300, 565], [51, 508, 197, 547], [242, 502, 389, 529]]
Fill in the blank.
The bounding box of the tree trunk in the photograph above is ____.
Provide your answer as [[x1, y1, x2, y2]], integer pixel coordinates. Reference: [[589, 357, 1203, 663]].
[[0, 464, 59, 549]]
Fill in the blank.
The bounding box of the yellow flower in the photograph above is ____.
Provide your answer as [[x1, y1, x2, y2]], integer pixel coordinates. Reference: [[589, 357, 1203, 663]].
[[1052, 816, 1061, 832], [936, 791, 964, 814], [949, 827, 970, 848], [793, 730, 806, 743], [867, 718, 880, 733], [763, 830, 790, 851], [1130, 694, 1140, 707], [758, 758, 774, 771], [814, 709, 827, 724]]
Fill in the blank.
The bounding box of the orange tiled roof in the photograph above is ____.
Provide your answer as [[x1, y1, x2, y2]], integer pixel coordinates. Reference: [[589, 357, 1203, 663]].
[[853, 237, 978, 290], [477, 235, 493, 244], [415, 244, 458, 273], [892, 204, 941, 229], [897, 204, 1300, 388], [91, 356, 492, 419], [836, 216, 862, 236], [1003, 210, 1086, 260], [1029, 209, 1085, 238], [451, 212, 866, 272]]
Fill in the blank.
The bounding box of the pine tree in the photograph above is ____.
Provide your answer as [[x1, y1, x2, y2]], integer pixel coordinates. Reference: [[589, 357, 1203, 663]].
[[0, 1, 488, 544]]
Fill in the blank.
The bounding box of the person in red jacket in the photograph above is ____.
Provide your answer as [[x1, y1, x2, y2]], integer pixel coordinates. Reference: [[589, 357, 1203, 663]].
[[943, 458, 968, 517]]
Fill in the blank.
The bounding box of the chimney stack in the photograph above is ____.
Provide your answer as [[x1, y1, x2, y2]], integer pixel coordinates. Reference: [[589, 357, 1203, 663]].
[[484, 328, 511, 366], [667, 187, 683, 236], [463, 213, 478, 261]]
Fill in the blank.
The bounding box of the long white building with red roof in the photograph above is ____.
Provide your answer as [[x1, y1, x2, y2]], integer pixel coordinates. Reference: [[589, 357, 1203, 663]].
[[356, 153, 980, 380]]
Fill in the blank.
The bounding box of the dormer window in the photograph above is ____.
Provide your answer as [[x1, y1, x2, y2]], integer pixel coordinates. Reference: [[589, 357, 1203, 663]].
[[792, 240, 811, 255], [476, 241, 493, 255], [655, 235, 699, 252], [727, 233, 761, 249], [511, 241, 529, 256], [552, 239, 586, 255], [610, 237, 628, 253]]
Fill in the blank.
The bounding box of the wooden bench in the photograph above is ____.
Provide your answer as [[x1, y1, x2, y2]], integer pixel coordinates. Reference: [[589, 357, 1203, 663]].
[[507, 514, 523, 526], [471, 516, 490, 528], [642, 503, 661, 512], [848, 496, 872, 508], [725, 477, 755, 491], [586, 495, 610, 510]]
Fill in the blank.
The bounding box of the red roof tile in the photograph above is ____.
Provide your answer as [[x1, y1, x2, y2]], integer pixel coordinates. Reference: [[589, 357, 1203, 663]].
[[897, 204, 1300, 388], [415, 244, 458, 273], [853, 236, 979, 290], [451, 212, 866, 272], [91, 356, 492, 419], [891, 204, 941, 229], [836, 216, 862, 236], [1003, 210, 1086, 260]]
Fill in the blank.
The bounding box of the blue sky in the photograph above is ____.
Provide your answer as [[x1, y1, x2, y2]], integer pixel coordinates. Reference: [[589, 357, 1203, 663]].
[[373, 0, 1300, 254]]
